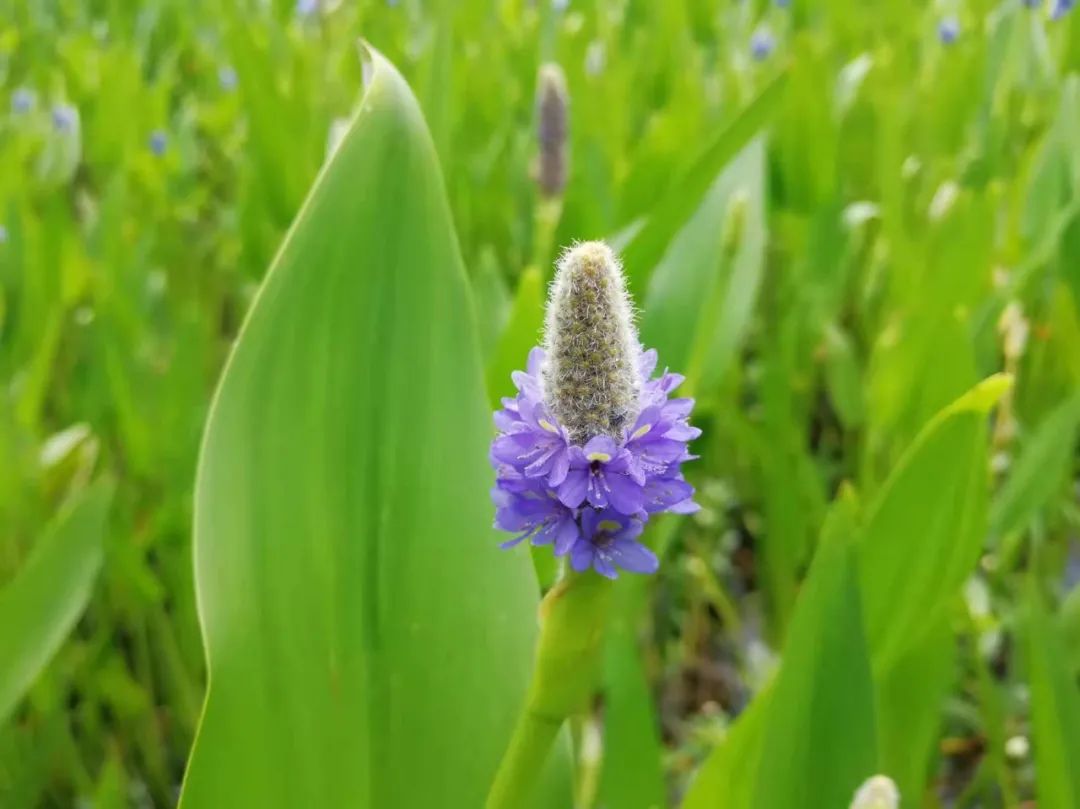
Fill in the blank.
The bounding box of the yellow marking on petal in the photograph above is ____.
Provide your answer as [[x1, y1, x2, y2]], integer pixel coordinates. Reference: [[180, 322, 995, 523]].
[[586, 452, 612, 463], [598, 520, 621, 532], [538, 419, 560, 433], [631, 424, 651, 440]]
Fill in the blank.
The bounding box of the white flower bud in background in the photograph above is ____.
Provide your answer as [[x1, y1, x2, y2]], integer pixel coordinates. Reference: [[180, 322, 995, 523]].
[[542, 241, 640, 443], [849, 775, 900, 809]]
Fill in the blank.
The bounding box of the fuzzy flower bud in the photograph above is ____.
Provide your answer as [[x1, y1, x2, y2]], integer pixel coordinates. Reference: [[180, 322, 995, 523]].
[[849, 775, 900, 809], [490, 241, 699, 578], [542, 242, 639, 444], [535, 63, 569, 198]]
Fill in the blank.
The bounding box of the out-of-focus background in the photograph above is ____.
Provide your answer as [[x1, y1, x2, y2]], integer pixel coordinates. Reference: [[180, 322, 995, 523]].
[[2, 0, 1080, 806]]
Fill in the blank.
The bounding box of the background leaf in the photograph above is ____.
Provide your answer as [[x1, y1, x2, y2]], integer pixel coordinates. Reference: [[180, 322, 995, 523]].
[[858, 376, 1008, 668], [749, 496, 877, 809], [1024, 575, 1080, 809], [990, 389, 1080, 540], [0, 480, 111, 727], [178, 48, 568, 809]]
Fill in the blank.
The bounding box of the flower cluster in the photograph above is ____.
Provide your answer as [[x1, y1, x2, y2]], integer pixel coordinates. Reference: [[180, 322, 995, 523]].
[[490, 242, 699, 579]]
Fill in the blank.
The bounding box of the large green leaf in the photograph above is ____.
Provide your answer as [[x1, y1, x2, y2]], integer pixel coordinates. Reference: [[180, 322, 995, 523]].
[[875, 619, 955, 808], [1024, 576, 1080, 809], [749, 494, 877, 809], [0, 480, 112, 727], [859, 376, 1008, 668], [179, 47, 567, 809]]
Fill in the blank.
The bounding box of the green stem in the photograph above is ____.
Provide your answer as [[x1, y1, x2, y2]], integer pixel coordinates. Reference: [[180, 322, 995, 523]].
[[485, 568, 613, 809], [485, 708, 562, 809]]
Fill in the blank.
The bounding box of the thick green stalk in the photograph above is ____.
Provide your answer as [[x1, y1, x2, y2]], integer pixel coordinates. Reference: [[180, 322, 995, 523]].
[[486, 569, 613, 809]]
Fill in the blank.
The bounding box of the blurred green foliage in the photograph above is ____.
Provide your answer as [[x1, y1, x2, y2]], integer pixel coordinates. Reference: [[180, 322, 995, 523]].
[[0, 0, 1079, 807]]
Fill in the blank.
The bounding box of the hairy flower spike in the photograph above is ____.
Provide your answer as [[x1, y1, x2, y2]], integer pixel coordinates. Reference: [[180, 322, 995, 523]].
[[535, 63, 569, 198], [543, 242, 639, 444], [490, 241, 699, 578]]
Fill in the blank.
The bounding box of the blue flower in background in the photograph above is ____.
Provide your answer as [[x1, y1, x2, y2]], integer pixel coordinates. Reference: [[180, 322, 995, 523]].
[[218, 65, 238, 91], [938, 16, 960, 44], [51, 103, 77, 133], [1052, 0, 1075, 19], [0, 225, 8, 244], [11, 87, 35, 115], [1023, 0, 1041, 8], [490, 243, 699, 579], [295, 0, 318, 16], [149, 130, 168, 156], [775, 0, 791, 7], [751, 29, 775, 61]]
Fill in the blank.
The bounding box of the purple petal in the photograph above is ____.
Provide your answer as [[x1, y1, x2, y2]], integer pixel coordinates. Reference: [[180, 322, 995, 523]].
[[664, 422, 701, 441], [628, 406, 663, 439], [548, 449, 571, 487], [593, 553, 619, 579], [659, 373, 685, 394], [553, 518, 580, 555], [642, 477, 694, 513], [526, 347, 546, 376], [638, 348, 658, 380], [608, 539, 659, 574], [669, 498, 701, 514], [603, 473, 645, 515], [557, 469, 589, 508], [570, 539, 595, 572], [582, 434, 619, 461], [499, 530, 532, 550]]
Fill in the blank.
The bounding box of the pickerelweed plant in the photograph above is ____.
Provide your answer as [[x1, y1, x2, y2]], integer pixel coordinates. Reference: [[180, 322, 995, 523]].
[[486, 241, 699, 808]]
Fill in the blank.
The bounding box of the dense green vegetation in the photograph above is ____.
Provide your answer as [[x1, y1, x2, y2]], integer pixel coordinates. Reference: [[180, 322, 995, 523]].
[[2, 1, 1080, 807]]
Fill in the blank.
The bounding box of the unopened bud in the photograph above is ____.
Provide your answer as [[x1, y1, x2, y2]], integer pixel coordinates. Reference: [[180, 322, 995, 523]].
[[542, 242, 639, 443], [849, 775, 900, 809], [536, 63, 569, 198]]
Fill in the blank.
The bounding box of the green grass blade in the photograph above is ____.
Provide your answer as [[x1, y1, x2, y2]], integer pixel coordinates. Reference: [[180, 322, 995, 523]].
[[0, 480, 112, 727], [1024, 575, 1080, 809], [179, 46, 567, 809], [990, 389, 1080, 540], [749, 494, 877, 809]]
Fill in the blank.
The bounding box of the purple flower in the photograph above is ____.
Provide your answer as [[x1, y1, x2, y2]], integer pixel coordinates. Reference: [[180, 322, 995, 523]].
[[149, 129, 167, 156], [570, 509, 657, 579], [938, 17, 960, 44], [51, 103, 77, 133], [490, 242, 700, 578], [0, 224, 8, 244], [1052, 0, 1075, 19], [11, 87, 34, 115], [556, 436, 645, 515], [751, 30, 774, 62], [218, 65, 238, 91], [493, 478, 581, 553]]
